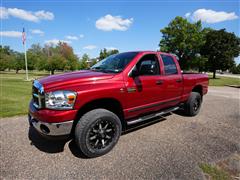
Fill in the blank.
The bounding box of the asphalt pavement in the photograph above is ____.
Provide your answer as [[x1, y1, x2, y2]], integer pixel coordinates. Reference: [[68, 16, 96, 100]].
[[0, 86, 239, 180]]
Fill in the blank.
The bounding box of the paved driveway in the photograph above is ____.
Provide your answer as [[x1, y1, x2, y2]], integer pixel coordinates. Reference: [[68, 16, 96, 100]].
[[0, 87, 239, 179]]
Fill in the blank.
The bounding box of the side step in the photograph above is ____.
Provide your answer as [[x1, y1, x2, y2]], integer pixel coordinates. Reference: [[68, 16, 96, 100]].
[[127, 106, 179, 125]]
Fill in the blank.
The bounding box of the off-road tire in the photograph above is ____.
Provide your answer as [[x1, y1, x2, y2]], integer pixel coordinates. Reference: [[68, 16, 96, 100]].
[[75, 108, 122, 158], [184, 92, 202, 116]]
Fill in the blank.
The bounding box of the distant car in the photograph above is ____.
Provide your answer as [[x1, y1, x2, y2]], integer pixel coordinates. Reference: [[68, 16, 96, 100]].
[[29, 51, 208, 157]]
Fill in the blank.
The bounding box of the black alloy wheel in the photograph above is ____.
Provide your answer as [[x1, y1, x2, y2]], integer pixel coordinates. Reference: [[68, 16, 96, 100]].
[[87, 119, 116, 150]]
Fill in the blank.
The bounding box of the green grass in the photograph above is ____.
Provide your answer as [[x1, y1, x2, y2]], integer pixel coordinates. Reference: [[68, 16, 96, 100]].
[[199, 163, 231, 180], [208, 75, 240, 86], [0, 71, 50, 118]]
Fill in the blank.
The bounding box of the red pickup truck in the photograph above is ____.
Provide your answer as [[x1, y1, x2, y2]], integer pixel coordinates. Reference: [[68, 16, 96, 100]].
[[29, 51, 208, 157]]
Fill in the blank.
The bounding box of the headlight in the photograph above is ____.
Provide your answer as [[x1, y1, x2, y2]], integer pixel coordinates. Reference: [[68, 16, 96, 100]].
[[45, 91, 77, 110]]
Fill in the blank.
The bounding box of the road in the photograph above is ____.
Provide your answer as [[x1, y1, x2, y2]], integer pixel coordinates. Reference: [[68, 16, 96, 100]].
[[0, 87, 239, 180]]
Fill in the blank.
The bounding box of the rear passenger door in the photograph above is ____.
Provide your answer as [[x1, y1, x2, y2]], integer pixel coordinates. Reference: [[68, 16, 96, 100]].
[[160, 54, 183, 104]]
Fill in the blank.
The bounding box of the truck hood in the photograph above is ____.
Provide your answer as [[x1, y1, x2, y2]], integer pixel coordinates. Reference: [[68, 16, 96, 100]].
[[39, 70, 114, 90]]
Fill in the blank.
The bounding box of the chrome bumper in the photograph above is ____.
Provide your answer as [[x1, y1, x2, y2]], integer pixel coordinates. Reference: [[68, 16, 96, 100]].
[[29, 115, 73, 136]]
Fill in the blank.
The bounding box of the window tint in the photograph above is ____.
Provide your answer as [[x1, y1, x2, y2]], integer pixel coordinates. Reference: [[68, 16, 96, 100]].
[[161, 55, 178, 75], [136, 54, 160, 76]]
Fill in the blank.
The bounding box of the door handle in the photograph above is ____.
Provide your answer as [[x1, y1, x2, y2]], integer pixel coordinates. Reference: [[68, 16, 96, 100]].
[[176, 79, 182, 83], [127, 87, 137, 93], [156, 80, 163, 85]]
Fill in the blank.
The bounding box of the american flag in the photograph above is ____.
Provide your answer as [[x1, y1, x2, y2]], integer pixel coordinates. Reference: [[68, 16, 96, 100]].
[[22, 28, 26, 45]]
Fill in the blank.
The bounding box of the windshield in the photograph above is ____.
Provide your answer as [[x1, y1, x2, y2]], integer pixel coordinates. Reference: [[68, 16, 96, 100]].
[[91, 52, 139, 73]]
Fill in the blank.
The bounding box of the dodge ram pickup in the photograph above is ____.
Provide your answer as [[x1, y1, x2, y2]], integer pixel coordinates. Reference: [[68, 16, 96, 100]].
[[29, 51, 208, 157]]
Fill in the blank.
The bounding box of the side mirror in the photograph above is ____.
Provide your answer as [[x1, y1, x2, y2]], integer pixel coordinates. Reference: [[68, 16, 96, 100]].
[[130, 68, 139, 78]]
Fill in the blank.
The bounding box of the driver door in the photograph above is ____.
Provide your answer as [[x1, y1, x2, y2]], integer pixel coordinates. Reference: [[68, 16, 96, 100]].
[[124, 53, 165, 119]]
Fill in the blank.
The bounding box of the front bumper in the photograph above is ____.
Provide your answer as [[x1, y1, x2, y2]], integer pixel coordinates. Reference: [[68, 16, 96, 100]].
[[28, 114, 73, 136], [28, 100, 76, 136]]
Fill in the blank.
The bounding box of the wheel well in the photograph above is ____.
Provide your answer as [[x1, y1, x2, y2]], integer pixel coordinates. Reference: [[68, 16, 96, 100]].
[[73, 98, 126, 133], [192, 85, 203, 96]]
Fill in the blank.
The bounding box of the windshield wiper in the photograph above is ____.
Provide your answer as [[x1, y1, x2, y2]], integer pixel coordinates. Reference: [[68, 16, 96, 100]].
[[91, 67, 119, 73], [101, 69, 118, 73]]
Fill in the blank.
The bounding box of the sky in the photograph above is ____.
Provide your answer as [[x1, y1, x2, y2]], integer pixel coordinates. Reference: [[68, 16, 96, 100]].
[[1, 0, 239, 63]]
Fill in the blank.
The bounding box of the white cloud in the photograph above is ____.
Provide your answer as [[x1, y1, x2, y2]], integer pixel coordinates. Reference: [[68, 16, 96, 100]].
[[0, 31, 22, 38], [45, 39, 71, 45], [83, 45, 97, 50], [0, 7, 9, 19], [65, 35, 79, 40], [96, 14, 133, 31], [7, 8, 39, 22], [191, 9, 238, 23], [34, 10, 54, 20], [0, 7, 54, 22], [30, 29, 44, 36], [79, 34, 84, 38], [185, 12, 191, 18], [105, 47, 117, 50]]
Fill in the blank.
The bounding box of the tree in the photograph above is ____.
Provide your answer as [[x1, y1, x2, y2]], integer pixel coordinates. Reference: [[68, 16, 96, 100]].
[[230, 63, 240, 74], [0, 53, 10, 71], [159, 16, 205, 70], [42, 42, 78, 73], [46, 54, 66, 75], [0, 46, 15, 71], [58, 42, 78, 71], [201, 29, 240, 78], [99, 48, 107, 60], [12, 52, 24, 73], [27, 44, 46, 70], [99, 48, 119, 60], [108, 49, 119, 56], [79, 54, 89, 70]]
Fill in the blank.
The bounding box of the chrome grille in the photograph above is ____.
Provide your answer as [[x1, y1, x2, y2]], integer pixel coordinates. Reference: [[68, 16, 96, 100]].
[[32, 80, 45, 109]]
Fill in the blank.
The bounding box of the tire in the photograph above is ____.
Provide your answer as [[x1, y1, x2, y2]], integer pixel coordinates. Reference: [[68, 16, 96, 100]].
[[75, 108, 122, 158], [184, 92, 202, 116]]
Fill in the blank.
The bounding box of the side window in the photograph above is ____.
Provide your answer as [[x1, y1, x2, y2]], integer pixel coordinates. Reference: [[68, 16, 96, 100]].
[[136, 54, 160, 76], [161, 55, 178, 75]]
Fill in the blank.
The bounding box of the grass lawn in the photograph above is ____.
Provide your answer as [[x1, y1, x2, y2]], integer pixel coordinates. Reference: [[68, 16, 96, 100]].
[[0, 71, 50, 118], [208, 75, 240, 86]]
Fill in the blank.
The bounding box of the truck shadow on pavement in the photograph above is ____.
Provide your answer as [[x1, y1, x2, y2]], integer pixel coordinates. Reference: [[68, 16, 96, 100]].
[[28, 115, 171, 159], [28, 126, 89, 158], [28, 126, 69, 153]]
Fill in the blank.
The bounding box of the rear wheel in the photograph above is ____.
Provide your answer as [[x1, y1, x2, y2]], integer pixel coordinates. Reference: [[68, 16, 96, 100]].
[[184, 92, 202, 116], [75, 109, 122, 158]]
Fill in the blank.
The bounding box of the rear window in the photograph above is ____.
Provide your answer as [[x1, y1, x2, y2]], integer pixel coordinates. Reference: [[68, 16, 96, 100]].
[[161, 55, 178, 75]]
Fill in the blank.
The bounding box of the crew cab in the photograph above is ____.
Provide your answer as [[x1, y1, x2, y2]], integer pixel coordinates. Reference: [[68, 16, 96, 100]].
[[29, 51, 208, 157]]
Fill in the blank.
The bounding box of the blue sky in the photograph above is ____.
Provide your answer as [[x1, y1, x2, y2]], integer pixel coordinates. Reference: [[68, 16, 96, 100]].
[[1, 0, 239, 63]]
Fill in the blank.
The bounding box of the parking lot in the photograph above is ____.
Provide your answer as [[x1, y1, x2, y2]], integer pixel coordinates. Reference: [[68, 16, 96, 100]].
[[0, 86, 239, 179]]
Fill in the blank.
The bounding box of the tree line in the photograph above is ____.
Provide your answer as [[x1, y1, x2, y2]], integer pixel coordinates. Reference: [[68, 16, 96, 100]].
[[0, 16, 239, 77], [0, 43, 119, 74]]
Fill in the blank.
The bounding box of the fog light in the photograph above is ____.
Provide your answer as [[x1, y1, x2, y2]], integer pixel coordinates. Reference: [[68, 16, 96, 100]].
[[40, 124, 50, 134]]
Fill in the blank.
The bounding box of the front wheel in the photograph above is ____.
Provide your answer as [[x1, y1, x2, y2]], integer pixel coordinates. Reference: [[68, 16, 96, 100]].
[[75, 109, 122, 158], [184, 92, 202, 116]]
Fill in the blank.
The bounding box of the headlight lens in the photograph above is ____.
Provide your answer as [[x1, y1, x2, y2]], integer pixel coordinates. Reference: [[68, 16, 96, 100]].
[[45, 91, 77, 110]]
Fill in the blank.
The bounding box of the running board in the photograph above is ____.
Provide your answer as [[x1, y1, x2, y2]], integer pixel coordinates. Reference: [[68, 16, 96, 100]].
[[127, 106, 179, 125]]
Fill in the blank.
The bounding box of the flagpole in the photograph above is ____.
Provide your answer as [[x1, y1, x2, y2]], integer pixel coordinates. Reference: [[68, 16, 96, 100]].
[[23, 27, 28, 81], [24, 41, 28, 81]]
